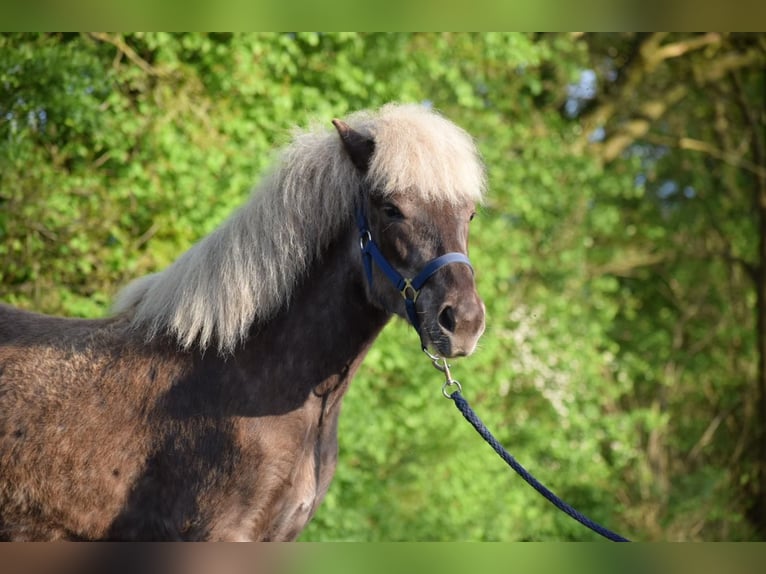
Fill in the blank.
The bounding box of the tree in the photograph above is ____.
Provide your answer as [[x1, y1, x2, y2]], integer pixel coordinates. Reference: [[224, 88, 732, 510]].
[[576, 32, 765, 538]]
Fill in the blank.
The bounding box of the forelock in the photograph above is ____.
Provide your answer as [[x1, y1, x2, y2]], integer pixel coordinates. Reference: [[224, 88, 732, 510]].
[[347, 103, 486, 205]]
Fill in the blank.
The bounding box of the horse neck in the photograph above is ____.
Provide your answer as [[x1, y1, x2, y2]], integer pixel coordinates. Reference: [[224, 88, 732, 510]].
[[232, 224, 391, 409]]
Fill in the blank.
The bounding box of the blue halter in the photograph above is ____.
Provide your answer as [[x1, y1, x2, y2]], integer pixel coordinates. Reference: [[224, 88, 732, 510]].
[[355, 204, 473, 335]]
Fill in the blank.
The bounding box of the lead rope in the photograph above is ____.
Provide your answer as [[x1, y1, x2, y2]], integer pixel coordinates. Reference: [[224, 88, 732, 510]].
[[423, 348, 631, 542]]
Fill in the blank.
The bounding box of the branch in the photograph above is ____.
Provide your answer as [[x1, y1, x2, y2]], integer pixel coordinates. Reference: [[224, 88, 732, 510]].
[[588, 250, 666, 278], [645, 33, 722, 70], [597, 85, 688, 162], [686, 400, 742, 464], [693, 48, 765, 85], [134, 223, 159, 249], [643, 133, 766, 179], [576, 33, 664, 151], [578, 35, 763, 164], [89, 32, 169, 77]]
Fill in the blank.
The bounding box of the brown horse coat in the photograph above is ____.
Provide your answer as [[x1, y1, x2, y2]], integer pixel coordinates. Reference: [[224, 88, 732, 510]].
[[0, 103, 486, 540]]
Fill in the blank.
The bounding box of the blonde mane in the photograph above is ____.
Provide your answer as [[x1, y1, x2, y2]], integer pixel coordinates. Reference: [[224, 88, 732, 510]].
[[113, 103, 486, 353]]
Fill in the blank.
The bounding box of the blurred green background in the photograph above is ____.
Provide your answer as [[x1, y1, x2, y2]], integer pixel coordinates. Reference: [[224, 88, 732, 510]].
[[1, 32, 764, 541]]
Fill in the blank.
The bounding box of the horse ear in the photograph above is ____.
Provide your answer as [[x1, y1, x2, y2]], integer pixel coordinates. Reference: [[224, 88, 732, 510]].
[[332, 119, 375, 173]]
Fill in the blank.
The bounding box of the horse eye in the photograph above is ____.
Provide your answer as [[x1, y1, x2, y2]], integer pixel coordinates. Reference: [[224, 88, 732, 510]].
[[382, 203, 404, 220], [469, 212, 476, 222]]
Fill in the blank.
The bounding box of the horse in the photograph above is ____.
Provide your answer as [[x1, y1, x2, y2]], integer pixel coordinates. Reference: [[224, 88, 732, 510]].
[[0, 103, 486, 541]]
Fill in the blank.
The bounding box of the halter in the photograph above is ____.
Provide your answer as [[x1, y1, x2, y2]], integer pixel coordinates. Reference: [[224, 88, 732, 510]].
[[355, 202, 473, 336]]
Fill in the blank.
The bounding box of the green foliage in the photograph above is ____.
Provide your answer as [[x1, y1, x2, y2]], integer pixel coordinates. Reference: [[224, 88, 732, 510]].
[[1, 32, 764, 541]]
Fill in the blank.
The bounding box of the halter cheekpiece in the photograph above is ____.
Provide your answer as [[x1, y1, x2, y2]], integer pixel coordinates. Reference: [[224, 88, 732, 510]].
[[355, 197, 473, 336]]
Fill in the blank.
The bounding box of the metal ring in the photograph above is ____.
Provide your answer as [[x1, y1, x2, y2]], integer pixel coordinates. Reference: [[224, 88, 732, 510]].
[[422, 347, 441, 362], [442, 379, 462, 399], [359, 230, 372, 251]]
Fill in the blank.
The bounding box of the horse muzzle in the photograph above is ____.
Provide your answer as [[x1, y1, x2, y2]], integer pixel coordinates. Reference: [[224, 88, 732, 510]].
[[434, 291, 485, 357], [418, 267, 485, 358]]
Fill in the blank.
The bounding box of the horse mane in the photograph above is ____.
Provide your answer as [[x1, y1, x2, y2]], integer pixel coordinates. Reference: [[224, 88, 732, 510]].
[[113, 103, 486, 354]]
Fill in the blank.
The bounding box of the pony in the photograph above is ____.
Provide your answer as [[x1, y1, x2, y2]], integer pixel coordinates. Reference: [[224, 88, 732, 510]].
[[0, 103, 486, 541]]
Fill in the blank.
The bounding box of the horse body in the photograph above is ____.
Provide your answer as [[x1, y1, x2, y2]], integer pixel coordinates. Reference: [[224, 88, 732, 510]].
[[0, 233, 385, 540], [0, 103, 486, 540]]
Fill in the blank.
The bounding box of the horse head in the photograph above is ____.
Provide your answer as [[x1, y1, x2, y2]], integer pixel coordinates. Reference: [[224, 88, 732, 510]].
[[333, 116, 485, 358]]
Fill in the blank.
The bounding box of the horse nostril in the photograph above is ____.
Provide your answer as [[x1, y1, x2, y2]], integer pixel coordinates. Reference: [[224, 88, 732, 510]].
[[438, 305, 456, 334]]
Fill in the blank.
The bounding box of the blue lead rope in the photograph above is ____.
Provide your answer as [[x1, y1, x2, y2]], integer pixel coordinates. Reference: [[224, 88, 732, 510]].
[[448, 389, 631, 542], [355, 195, 629, 541]]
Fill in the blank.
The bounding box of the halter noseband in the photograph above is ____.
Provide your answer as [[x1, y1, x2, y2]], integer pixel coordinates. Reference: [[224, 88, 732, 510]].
[[355, 203, 473, 336]]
